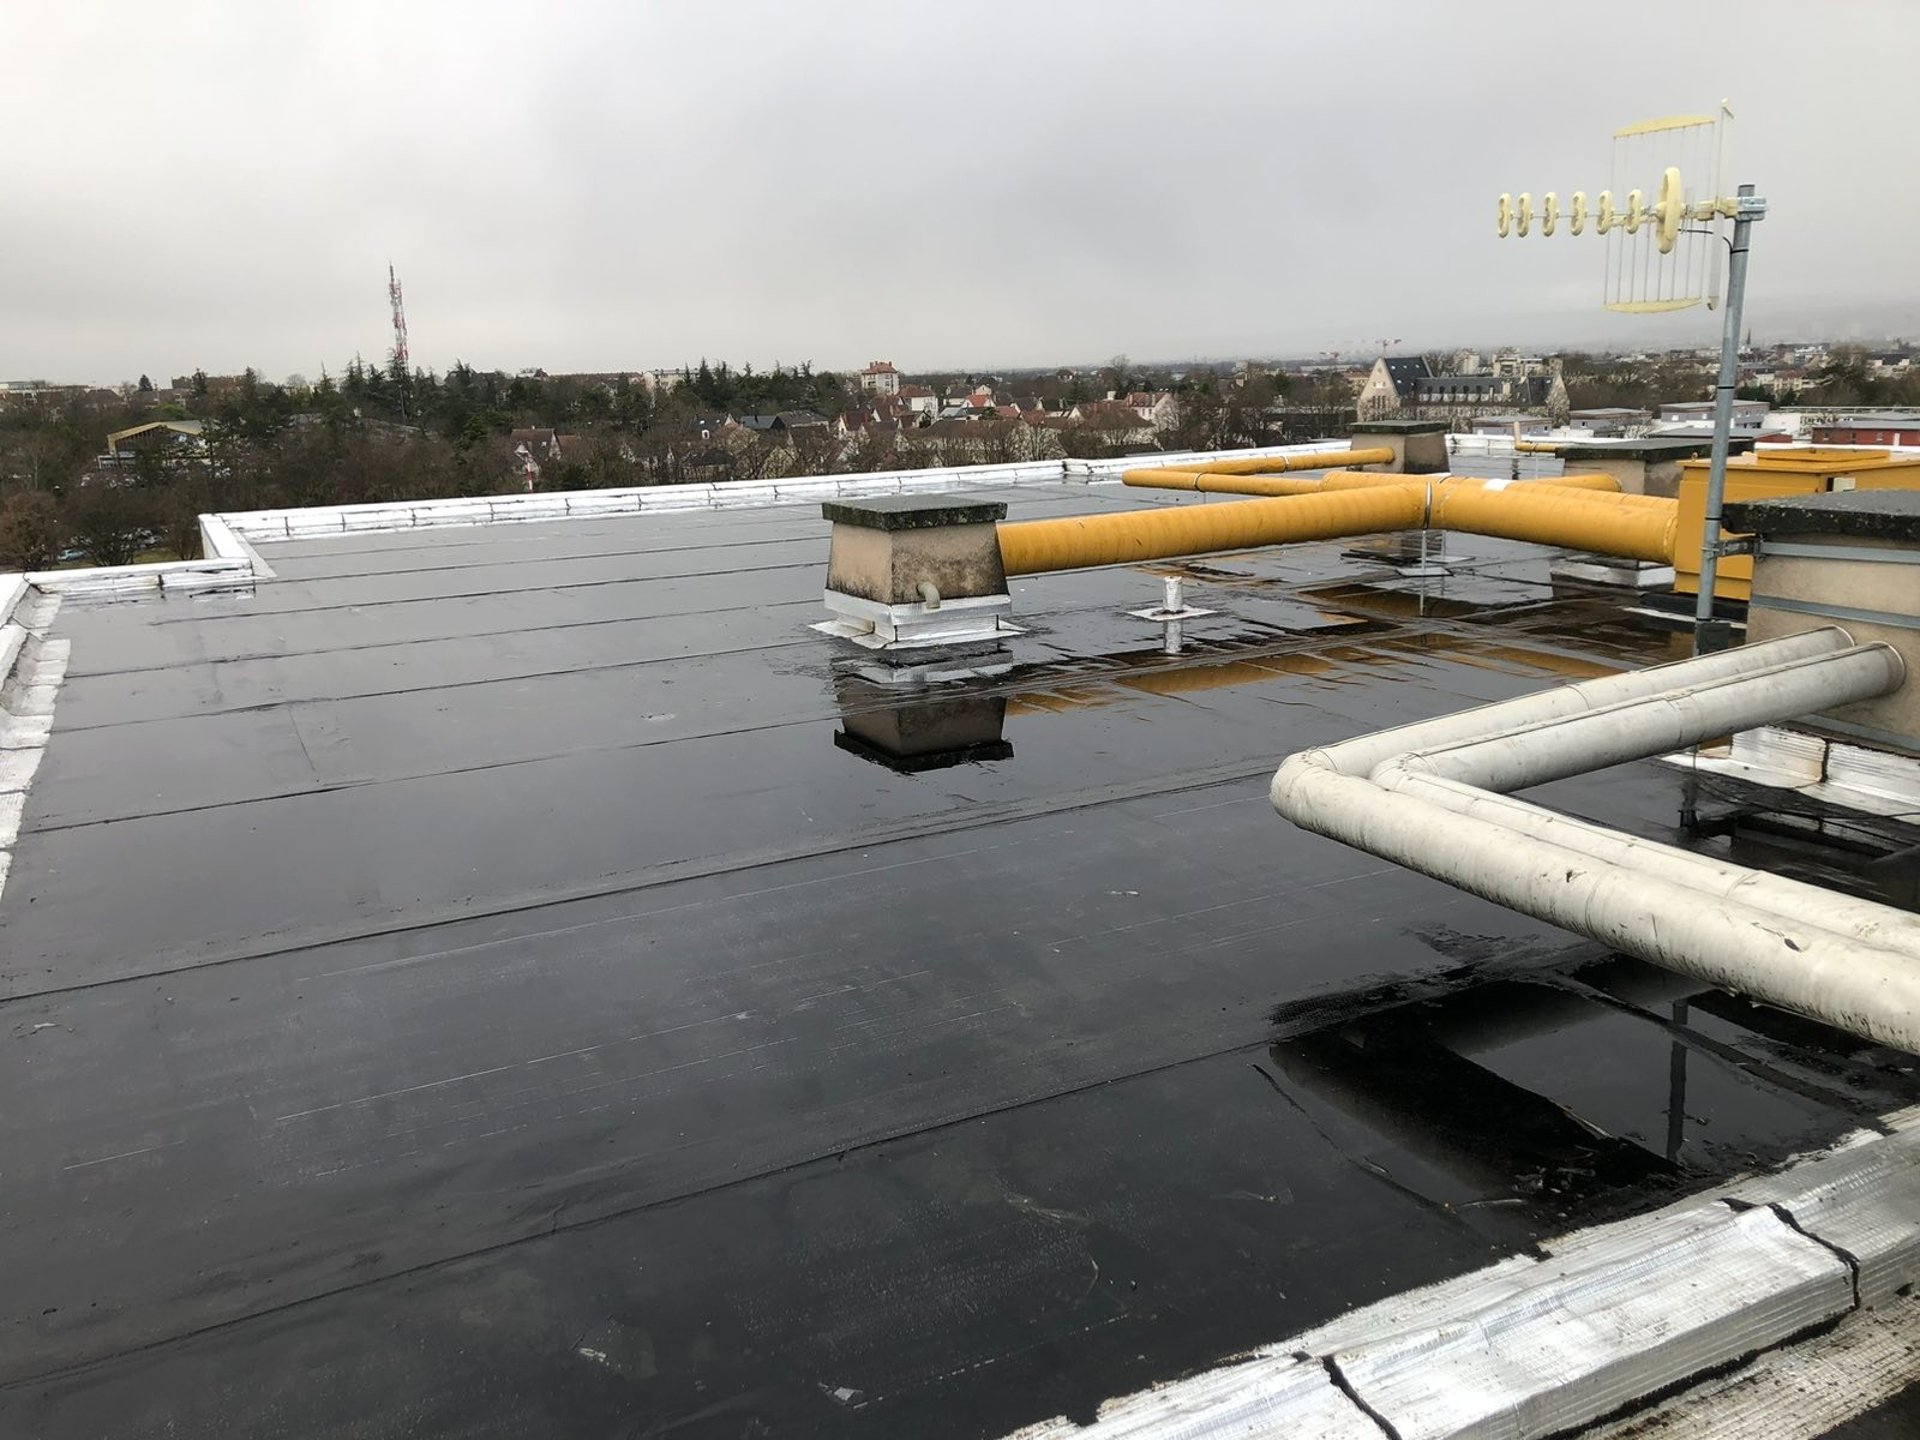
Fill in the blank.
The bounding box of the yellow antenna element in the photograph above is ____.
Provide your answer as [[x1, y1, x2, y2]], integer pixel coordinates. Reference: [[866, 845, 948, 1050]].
[[1613, 113, 1717, 137], [1655, 166, 1686, 254], [1492, 106, 1747, 317], [1609, 299, 1708, 314]]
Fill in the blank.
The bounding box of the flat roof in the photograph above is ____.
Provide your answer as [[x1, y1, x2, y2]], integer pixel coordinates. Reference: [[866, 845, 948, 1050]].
[[1727, 487, 1920, 542], [3, 470, 1918, 1436]]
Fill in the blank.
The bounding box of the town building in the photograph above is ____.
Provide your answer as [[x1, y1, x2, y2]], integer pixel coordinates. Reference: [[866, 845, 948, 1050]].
[[1810, 412, 1920, 447], [1356, 355, 1431, 418], [857, 360, 901, 397]]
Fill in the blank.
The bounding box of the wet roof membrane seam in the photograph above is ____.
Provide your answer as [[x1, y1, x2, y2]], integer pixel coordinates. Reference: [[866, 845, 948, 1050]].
[[2, 752, 1289, 1004], [0, 1026, 1290, 1395]]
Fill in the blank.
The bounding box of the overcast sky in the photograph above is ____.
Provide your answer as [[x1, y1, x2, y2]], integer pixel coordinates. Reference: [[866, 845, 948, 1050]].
[[5, 1, 1917, 385]]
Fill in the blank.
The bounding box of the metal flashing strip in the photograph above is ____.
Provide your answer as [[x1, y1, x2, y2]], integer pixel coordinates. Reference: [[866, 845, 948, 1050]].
[[198, 511, 275, 580], [1008, 1124, 1920, 1440], [1675, 724, 1920, 817], [1759, 539, 1920, 565], [0, 594, 69, 907], [210, 445, 1376, 545], [0, 573, 26, 628], [24, 556, 254, 597], [1587, 1290, 1920, 1439], [1751, 594, 1920, 632], [1810, 711, 1920, 759]]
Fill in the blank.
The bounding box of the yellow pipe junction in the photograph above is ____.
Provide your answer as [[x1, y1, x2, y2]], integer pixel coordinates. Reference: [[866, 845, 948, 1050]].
[[998, 475, 1679, 575]]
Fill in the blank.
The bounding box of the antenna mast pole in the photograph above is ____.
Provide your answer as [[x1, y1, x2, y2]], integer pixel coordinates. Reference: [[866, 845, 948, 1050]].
[[388, 263, 411, 419], [1693, 182, 1765, 653]]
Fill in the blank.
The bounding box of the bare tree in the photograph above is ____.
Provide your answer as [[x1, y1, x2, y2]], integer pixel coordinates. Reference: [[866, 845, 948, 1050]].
[[0, 489, 63, 569]]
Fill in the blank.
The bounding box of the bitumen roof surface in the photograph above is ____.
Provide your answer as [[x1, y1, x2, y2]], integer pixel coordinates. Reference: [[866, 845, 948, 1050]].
[[3, 474, 1919, 1438]]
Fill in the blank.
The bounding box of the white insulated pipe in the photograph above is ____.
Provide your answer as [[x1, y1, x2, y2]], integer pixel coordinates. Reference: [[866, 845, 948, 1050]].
[[1271, 630, 1920, 1052], [1379, 645, 1906, 795], [1390, 775, 1920, 965], [1296, 628, 1855, 782]]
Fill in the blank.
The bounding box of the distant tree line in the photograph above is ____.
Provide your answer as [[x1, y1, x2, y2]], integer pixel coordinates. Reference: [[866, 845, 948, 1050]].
[[0, 355, 1358, 570]]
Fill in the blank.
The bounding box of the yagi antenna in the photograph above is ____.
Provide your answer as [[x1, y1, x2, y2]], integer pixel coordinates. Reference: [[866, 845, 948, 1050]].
[[1497, 105, 1749, 312], [1494, 99, 1768, 655]]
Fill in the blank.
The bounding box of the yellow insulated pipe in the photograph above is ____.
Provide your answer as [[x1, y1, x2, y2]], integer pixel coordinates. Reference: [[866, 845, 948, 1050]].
[[1123, 465, 1665, 508], [1429, 481, 1677, 564], [1160, 448, 1397, 474], [1317, 471, 1675, 511], [1124, 468, 1325, 496], [998, 479, 1678, 575], [997, 486, 1427, 575]]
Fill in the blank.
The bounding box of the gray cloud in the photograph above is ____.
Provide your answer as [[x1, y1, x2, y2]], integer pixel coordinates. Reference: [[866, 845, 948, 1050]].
[[4, 0, 1916, 384]]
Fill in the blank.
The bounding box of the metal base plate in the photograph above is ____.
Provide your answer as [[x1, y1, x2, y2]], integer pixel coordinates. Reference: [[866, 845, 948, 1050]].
[[816, 590, 1020, 649]]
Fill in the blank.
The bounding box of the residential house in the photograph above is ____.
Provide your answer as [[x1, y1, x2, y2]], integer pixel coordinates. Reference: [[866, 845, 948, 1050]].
[[1125, 392, 1181, 432], [507, 428, 585, 489], [858, 361, 901, 398], [738, 411, 830, 434], [913, 417, 1041, 465], [1067, 401, 1157, 451], [897, 384, 938, 417], [679, 447, 736, 484]]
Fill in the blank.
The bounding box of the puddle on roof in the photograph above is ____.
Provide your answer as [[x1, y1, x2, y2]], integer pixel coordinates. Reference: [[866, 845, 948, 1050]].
[[821, 622, 1679, 774], [1262, 951, 1920, 1236]]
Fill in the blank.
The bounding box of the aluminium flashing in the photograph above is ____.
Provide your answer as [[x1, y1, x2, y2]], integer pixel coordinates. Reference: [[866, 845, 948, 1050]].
[[0, 573, 27, 627], [24, 556, 253, 596], [1014, 1123, 1920, 1440], [1675, 725, 1920, 819], [206, 444, 1378, 546]]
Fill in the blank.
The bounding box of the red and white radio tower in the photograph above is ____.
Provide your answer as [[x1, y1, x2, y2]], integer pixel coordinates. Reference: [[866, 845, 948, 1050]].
[[387, 263, 410, 376]]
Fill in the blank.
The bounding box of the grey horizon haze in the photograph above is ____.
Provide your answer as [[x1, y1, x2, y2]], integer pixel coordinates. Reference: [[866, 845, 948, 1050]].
[[4, 0, 1917, 386]]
